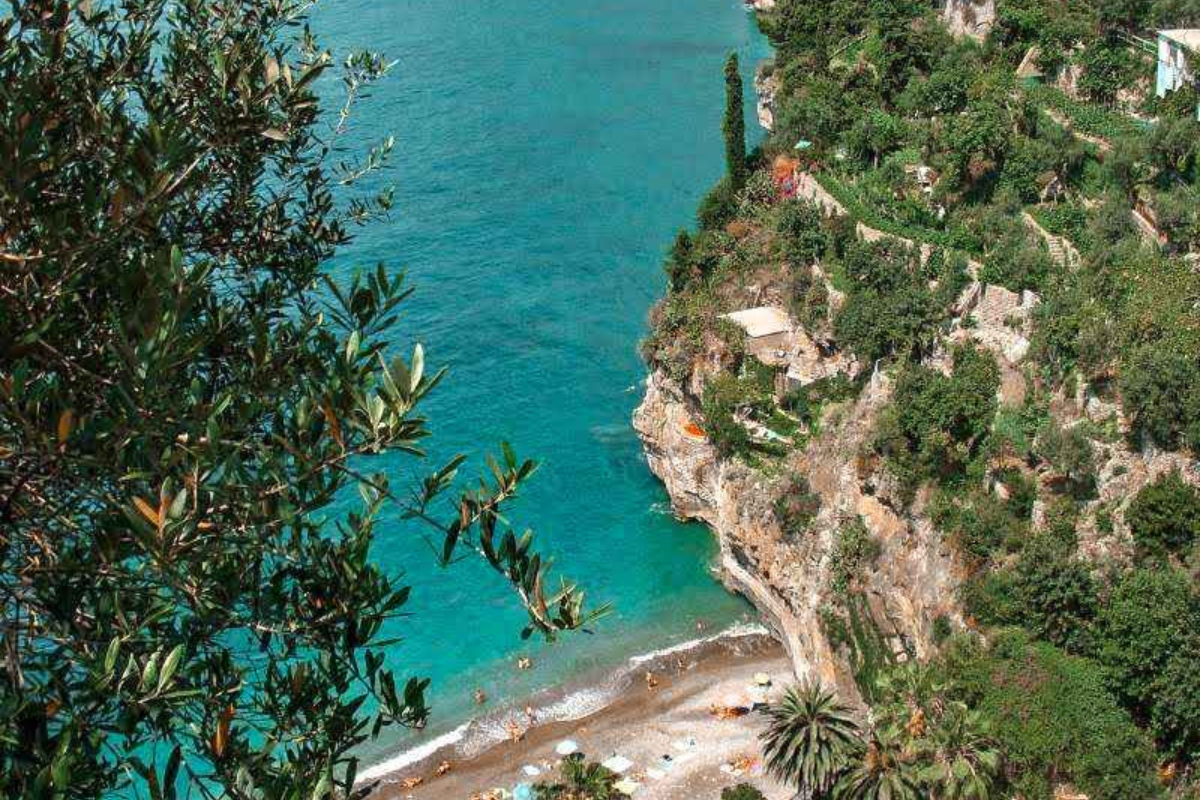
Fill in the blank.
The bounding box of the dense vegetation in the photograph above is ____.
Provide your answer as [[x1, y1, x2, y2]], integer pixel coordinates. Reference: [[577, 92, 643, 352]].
[[646, 0, 1200, 796], [0, 1, 601, 796]]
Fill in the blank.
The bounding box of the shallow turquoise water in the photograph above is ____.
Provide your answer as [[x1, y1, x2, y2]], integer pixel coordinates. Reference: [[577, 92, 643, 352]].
[[314, 0, 770, 759]]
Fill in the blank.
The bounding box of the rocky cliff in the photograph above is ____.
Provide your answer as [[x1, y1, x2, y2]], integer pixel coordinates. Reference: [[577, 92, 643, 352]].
[[634, 362, 964, 698], [636, 269, 1200, 697], [633, 180, 1200, 696], [940, 0, 996, 40]]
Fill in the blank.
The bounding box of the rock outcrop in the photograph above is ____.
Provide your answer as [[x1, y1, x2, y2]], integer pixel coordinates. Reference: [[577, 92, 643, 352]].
[[940, 0, 996, 40], [634, 366, 963, 698], [754, 63, 778, 132]]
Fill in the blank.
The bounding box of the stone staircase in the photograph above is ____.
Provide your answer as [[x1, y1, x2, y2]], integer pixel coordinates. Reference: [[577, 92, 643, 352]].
[[1022, 211, 1080, 268]]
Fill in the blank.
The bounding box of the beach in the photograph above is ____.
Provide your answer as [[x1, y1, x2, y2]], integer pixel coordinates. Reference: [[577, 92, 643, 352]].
[[363, 629, 795, 800]]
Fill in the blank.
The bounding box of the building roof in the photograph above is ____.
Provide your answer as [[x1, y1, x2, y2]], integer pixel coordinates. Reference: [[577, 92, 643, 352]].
[[1161, 29, 1200, 51], [720, 306, 792, 338]]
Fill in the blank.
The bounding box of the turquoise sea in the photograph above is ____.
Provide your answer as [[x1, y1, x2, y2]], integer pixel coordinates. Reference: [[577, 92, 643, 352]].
[[314, 0, 770, 767]]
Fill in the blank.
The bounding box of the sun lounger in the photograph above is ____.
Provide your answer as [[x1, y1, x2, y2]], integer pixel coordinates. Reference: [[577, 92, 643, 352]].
[[601, 755, 634, 774]]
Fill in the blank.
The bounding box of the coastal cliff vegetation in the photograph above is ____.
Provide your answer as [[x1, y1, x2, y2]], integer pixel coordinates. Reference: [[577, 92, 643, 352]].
[[640, 0, 1200, 797]]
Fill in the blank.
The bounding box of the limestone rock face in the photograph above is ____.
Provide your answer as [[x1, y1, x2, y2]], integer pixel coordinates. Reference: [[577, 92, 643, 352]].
[[941, 0, 996, 40], [633, 369, 962, 697], [755, 64, 778, 132], [967, 284, 1038, 365]]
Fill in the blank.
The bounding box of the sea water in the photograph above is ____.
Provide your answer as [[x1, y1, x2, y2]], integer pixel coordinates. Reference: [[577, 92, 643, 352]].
[[312, 0, 771, 766]]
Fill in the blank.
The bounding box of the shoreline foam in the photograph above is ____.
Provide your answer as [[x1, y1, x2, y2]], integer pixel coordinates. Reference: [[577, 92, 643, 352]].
[[357, 621, 775, 787]]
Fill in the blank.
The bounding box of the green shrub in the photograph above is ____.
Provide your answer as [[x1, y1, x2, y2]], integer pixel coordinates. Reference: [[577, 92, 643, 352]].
[[720, 784, 767, 800], [698, 177, 738, 231], [932, 488, 1028, 564], [931, 614, 953, 644], [1152, 635, 1200, 764], [1029, 274, 1087, 380], [1156, 83, 1200, 120], [782, 374, 859, 427], [774, 473, 822, 538], [665, 229, 696, 291], [990, 401, 1049, 461], [701, 374, 757, 459], [1013, 535, 1098, 653], [830, 516, 881, 593], [774, 198, 828, 266], [535, 754, 628, 800], [941, 630, 1162, 800], [994, 466, 1037, 520], [1034, 420, 1096, 499], [1093, 567, 1200, 760], [875, 344, 1000, 489], [831, 239, 945, 364], [1119, 344, 1200, 452], [1077, 39, 1137, 105], [978, 225, 1053, 292], [1125, 471, 1200, 560]]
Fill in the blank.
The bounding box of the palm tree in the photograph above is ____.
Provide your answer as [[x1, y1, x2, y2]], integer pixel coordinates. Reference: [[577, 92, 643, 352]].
[[914, 702, 1002, 800], [535, 754, 629, 800], [833, 725, 922, 800], [760, 682, 862, 799]]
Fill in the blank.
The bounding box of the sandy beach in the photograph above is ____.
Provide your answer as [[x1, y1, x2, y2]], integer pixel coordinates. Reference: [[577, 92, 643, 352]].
[[364, 630, 795, 800]]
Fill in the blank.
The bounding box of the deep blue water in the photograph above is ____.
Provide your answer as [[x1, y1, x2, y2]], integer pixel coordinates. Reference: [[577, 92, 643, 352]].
[[314, 0, 770, 760]]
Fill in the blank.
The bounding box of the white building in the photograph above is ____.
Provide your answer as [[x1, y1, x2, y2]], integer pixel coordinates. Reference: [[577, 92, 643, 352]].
[[720, 306, 792, 365], [1156, 29, 1200, 117]]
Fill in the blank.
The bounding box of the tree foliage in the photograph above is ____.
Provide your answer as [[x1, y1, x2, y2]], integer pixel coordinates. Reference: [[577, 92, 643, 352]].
[[832, 241, 944, 365], [760, 682, 861, 799], [0, 2, 602, 797], [1093, 568, 1200, 761], [534, 754, 629, 800], [1125, 471, 1200, 560], [724, 53, 747, 190], [941, 631, 1161, 800], [720, 785, 767, 800], [875, 345, 1000, 489]]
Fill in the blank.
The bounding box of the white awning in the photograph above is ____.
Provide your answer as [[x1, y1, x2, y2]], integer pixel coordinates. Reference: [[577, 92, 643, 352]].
[[720, 306, 791, 339]]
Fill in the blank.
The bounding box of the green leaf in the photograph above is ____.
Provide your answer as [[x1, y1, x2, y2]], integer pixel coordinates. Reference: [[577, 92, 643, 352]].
[[410, 343, 424, 391], [168, 487, 188, 520], [103, 637, 120, 678], [157, 645, 184, 694], [140, 652, 160, 691]]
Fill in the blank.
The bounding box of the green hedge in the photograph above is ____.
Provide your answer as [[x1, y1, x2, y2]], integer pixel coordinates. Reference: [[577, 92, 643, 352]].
[[818, 171, 982, 254], [1026, 84, 1147, 142]]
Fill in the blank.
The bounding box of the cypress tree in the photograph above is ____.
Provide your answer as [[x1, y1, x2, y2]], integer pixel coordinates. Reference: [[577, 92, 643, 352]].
[[723, 53, 748, 189], [666, 229, 694, 290]]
